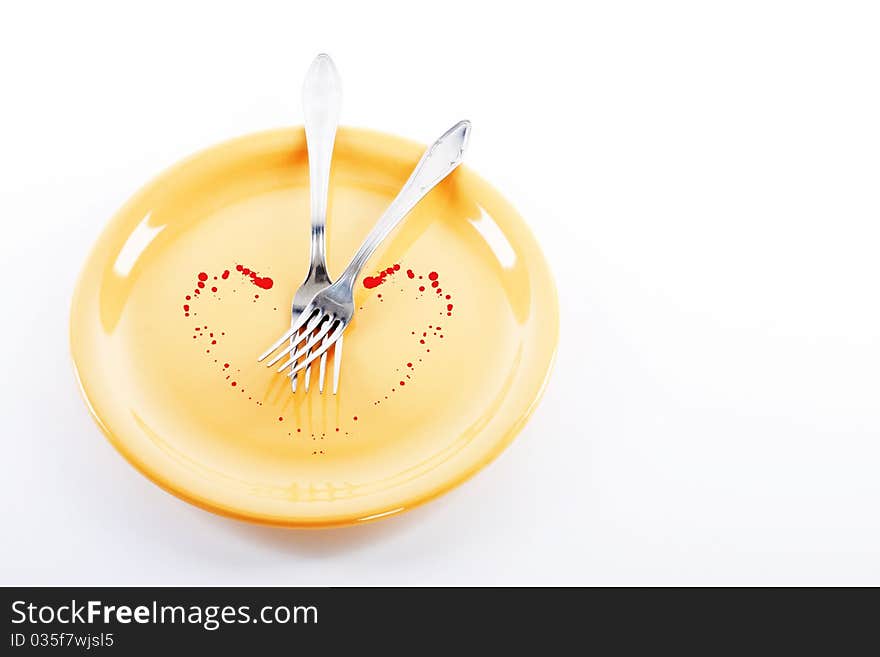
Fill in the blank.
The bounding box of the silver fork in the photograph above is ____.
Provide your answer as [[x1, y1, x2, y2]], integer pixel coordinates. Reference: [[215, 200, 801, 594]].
[[258, 120, 471, 376], [289, 53, 341, 393]]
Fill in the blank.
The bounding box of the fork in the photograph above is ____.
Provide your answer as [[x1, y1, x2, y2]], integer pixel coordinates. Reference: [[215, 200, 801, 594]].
[[289, 53, 341, 393], [258, 119, 471, 376]]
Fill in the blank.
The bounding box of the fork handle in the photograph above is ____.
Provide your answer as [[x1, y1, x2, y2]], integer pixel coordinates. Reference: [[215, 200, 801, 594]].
[[339, 120, 471, 287], [302, 54, 341, 275]]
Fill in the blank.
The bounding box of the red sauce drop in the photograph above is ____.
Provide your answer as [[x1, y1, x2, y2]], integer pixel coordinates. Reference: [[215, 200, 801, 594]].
[[428, 272, 438, 281], [278, 417, 283, 422], [418, 286, 425, 292], [183, 304, 189, 311], [353, 416, 358, 421], [231, 381, 237, 387], [211, 286, 217, 292], [197, 281, 205, 288], [235, 264, 274, 289], [221, 270, 230, 279], [362, 263, 401, 289], [406, 269, 415, 278], [198, 272, 208, 281]]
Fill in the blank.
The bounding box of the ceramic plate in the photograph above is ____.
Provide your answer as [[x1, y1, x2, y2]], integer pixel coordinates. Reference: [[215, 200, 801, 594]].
[[70, 127, 558, 527]]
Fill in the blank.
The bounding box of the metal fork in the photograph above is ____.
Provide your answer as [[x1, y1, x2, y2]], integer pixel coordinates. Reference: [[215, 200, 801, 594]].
[[258, 119, 471, 376], [289, 53, 341, 393]]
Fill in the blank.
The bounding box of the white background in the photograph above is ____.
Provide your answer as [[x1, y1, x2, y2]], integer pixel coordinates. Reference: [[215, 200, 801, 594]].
[[2, 1, 880, 585]]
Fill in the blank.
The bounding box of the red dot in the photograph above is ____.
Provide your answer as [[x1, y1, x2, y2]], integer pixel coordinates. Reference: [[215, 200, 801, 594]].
[[407, 362, 412, 367], [211, 340, 216, 344], [224, 363, 229, 368], [198, 272, 208, 281], [278, 417, 283, 422], [231, 382, 237, 386], [420, 339, 425, 344], [211, 286, 217, 292], [185, 295, 191, 300], [183, 304, 189, 311], [336, 428, 340, 432], [222, 270, 230, 279], [353, 416, 358, 421], [406, 269, 415, 279], [236, 265, 243, 271], [445, 295, 451, 299], [393, 264, 401, 270], [418, 286, 425, 292], [242, 268, 250, 275], [428, 272, 438, 281], [399, 381, 405, 386], [431, 281, 439, 288], [447, 304, 453, 311]]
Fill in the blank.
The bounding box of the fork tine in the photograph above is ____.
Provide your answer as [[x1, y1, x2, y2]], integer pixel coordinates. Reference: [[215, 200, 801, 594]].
[[290, 324, 304, 391], [317, 333, 330, 393], [264, 311, 321, 367], [258, 307, 318, 362], [331, 334, 343, 394], [303, 346, 312, 391], [290, 322, 345, 376], [275, 316, 336, 373]]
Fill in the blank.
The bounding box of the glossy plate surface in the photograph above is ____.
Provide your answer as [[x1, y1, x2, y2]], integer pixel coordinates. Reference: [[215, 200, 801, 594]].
[[70, 127, 558, 527]]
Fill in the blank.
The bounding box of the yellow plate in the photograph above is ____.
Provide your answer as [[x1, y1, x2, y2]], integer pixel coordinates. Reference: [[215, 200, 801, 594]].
[[70, 127, 558, 527]]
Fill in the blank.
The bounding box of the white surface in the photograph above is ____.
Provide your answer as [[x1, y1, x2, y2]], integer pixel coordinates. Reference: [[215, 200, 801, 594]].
[[2, 1, 880, 586]]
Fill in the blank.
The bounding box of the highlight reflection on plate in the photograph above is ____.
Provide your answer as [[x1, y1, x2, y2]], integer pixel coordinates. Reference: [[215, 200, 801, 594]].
[[70, 127, 558, 527]]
